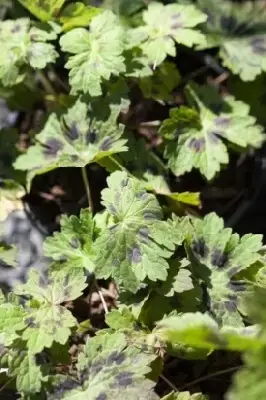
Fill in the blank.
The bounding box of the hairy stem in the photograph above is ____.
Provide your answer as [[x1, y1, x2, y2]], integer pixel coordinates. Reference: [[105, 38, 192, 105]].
[[81, 166, 94, 214]]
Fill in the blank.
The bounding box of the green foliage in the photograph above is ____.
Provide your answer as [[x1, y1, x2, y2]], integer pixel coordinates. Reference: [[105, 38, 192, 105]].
[[160, 84, 265, 180], [185, 212, 263, 326], [47, 332, 159, 400], [1, 0, 266, 399], [0, 18, 59, 86], [193, 0, 266, 81], [129, 2, 207, 67], [14, 98, 127, 187], [60, 10, 126, 96], [44, 208, 96, 272]]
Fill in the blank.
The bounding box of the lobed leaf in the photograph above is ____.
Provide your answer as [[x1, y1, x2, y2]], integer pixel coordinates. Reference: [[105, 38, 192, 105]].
[[44, 208, 96, 272], [160, 85, 265, 180], [18, 0, 65, 21], [48, 332, 159, 400], [129, 2, 207, 67], [186, 212, 263, 326], [93, 171, 178, 292], [60, 10, 126, 96], [14, 99, 127, 189], [0, 19, 59, 87]]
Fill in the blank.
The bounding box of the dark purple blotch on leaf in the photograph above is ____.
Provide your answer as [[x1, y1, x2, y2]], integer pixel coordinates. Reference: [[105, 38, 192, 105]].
[[224, 300, 237, 312], [136, 191, 148, 200], [43, 139, 63, 158], [100, 137, 113, 151], [250, 37, 266, 55], [11, 24, 21, 33], [86, 129, 98, 145], [130, 246, 142, 264], [121, 178, 129, 187], [220, 15, 238, 32], [189, 138, 205, 152], [70, 238, 80, 249], [191, 238, 209, 258], [65, 122, 80, 141], [138, 227, 150, 241], [143, 212, 157, 220], [96, 393, 107, 400], [107, 351, 125, 366], [208, 132, 220, 144], [214, 116, 231, 127], [211, 249, 228, 268], [115, 371, 133, 387]]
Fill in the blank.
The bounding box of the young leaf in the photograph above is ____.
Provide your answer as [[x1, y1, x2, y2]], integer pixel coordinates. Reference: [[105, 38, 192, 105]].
[[13, 269, 87, 354], [18, 0, 65, 21], [14, 99, 127, 188], [93, 171, 174, 292], [129, 2, 207, 67], [60, 10, 126, 96], [59, 2, 102, 31], [186, 212, 263, 326], [48, 332, 159, 400], [155, 312, 262, 352], [44, 208, 96, 272], [160, 85, 265, 180], [0, 19, 59, 86], [195, 0, 266, 81]]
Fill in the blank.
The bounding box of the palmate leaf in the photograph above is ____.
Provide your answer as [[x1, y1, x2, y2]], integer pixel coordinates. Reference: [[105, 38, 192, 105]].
[[129, 2, 207, 67], [0, 18, 59, 86], [44, 208, 96, 272], [14, 99, 127, 188], [185, 213, 263, 326], [155, 312, 262, 352], [193, 0, 266, 81], [93, 171, 181, 292], [18, 0, 65, 21], [60, 10, 126, 96], [158, 258, 194, 297], [48, 332, 159, 400], [10, 269, 87, 354], [160, 84, 265, 180]]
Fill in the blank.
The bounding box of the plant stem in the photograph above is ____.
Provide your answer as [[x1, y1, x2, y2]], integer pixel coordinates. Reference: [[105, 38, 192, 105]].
[[81, 166, 94, 214], [108, 156, 135, 178], [179, 366, 239, 391], [37, 71, 56, 95], [160, 373, 178, 392], [0, 377, 15, 394], [94, 280, 109, 314]]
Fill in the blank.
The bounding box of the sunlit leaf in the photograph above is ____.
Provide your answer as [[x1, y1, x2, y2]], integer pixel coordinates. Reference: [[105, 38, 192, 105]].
[[18, 0, 65, 21]]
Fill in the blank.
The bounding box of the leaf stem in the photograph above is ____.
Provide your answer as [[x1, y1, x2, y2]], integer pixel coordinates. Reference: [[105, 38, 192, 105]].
[[94, 280, 109, 314], [179, 366, 239, 391], [37, 71, 56, 95], [81, 166, 94, 214], [160, 373, 178, 392], [0, 377, 15, 394], [108, 156, 135, 178]]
